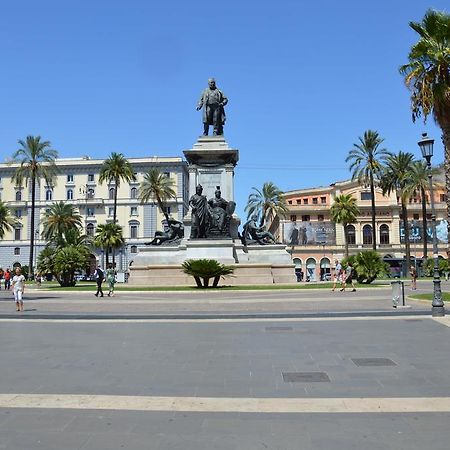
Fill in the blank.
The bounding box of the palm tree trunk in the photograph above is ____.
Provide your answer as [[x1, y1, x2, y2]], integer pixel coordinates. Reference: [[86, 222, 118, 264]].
[[158, 195, 170, 222], [344, 224, 349, 258], [402, 201, 411, 276], [29, 173, 36, 278], [443, 129, 450, 259], [370, 173, 377, 251], [420, 186, 428, 260], [112, 178, 118, 265]]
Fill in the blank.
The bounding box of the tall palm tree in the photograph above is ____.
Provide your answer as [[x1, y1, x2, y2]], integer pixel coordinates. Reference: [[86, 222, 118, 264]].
[[11, 135, 58, 277], [94, 223, 125, 266], [380, 151, 416, 275], [404, 161, 440, 260], [346, 130, 391, 250], [99, 152, 136, 223], [400, 9, 450, 256], [245, 182, 288, 227], [139, 168, 177, 222], [0, 201, 18, 239], [330, 194, 360, 258], [42, 202, 83, 244]]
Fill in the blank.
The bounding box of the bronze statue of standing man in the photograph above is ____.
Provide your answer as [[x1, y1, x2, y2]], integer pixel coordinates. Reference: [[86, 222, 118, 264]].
[[196, 78, 228, 136]]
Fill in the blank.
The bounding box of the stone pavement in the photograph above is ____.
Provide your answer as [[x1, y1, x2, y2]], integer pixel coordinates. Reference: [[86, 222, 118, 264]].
[[0, 282, 449, 449]]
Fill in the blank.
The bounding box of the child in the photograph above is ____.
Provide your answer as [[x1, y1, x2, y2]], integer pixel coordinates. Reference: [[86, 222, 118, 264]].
[[12, 267, 26, 312]]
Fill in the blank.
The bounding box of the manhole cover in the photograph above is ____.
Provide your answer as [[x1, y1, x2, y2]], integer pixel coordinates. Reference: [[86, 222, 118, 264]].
[[282, 372, 330, 382], [265, 326, 293, 331], [351, 358, 397, 367]]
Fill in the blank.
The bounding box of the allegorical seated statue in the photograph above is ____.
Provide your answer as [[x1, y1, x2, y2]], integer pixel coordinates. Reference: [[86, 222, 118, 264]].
[[207, 186, 235, 236], [196, 78, 228, 136], [146, 218, 184, 246], [190, 184, 209, 238], [241, 215, 276, 245]]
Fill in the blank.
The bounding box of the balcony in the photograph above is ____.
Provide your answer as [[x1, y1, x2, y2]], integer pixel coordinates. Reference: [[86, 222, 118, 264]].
[[76, 197, 104, 207]]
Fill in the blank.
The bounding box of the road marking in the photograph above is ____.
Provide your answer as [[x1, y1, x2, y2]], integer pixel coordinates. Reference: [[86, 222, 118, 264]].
[[0, 315, 432, 324], [0, 394, 450, 413], [433, 317, 450, 327]]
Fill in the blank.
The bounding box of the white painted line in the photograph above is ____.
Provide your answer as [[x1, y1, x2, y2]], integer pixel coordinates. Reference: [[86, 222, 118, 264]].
[[0, 394, 450, 413], [0, 315, 432, 324]]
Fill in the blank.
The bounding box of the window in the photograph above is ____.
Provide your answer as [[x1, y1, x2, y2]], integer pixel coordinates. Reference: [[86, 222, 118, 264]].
[[130, 206, 138, 216], [361, 192, 372, 201], [380, 224, 390, 245], [320, 197, 326, 204], [14, 247, 20, 255], [303, 199, 308, 205], [87, 188, 95, 199], [363, 224, 373, 245], [88, 174, 95, 182], [14, 228, 21, 240], [130, 245, 138, 254], [15, 209, 22, 218], [288, 200, 292, 205], [312, 197, 318, 205], [130, 224, 138, 239], [296, 199, 301, 204], [164, 206, 171, 215], [67, 174, 74, 183], [290, 215, 297, 222], [347, 225, 356, 245], [440, 194, 446, 202], [413, 213, 419, 220], [301, 215, 310, 222], [87, 207, 95, 217], [318, 214, 324, 221], [163, 172, 170, 178], [46, 190, 53, 201], [109, 188, 115, 200], [67, 189, 73, 200], [108, 207, 114, 217], [130, 187, 137, 199], [86, 223, 95, 236], [15, 191, 22, 201]]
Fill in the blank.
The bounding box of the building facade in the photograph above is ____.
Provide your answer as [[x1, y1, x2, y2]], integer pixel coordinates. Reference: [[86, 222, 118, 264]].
[[0, 156, 188, 275], [281, 178, 448, 281]]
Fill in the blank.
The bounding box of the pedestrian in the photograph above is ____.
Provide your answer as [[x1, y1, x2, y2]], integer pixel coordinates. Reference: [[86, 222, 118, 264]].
[[331, 260, 342, 291], [106, 263, 116, 297], [341, 262, 356, 292], [12, 267, 26, 312], [94, 265, 104, 297], [4, 268, 11, 290], [410, 266, 417, 290], [0, 268, 3, 290]]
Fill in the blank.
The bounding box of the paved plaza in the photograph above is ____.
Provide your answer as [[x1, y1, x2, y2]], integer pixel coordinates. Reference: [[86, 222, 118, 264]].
[[0, 283, 449, 449]]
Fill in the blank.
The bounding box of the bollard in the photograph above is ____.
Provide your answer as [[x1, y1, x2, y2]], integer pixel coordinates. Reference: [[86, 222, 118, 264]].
[[391, 279, 405, 308]]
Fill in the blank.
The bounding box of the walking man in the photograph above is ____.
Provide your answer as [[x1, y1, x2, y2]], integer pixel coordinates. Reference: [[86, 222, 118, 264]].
[[341, 262, 357, 292], [94, 265, 104, 297]]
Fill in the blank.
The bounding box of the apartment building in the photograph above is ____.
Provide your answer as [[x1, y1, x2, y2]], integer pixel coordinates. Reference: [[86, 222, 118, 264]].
[[0, 156, 188, 274]]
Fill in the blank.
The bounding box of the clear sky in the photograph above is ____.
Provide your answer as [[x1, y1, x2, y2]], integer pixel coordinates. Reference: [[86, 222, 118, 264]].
[[0, 0, 447, 220]]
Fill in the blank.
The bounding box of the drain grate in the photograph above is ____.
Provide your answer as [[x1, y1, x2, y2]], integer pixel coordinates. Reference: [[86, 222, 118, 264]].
[[265, 326, 293, 331], [351, 358, 397, 367], [282, 372, 330, 382]]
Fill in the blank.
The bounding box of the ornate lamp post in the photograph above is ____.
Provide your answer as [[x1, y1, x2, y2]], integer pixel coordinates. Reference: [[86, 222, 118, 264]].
[[418, 133, 445, 317]]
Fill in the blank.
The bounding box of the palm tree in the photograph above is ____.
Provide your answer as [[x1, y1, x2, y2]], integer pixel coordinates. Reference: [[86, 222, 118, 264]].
[[400, 9, 450, 256], [99, 152, 136, 223], [42, 202, 83, 244], [0, 201, 18, 239], [346, 130, 391, 250], [94, 223, 125, 266], [330, 194, 360, 258], [245, 182, 288, 227], [380, 151, 416, 275], [139, 168, 177, 222], [404, 161, 439, 260], [11, 136, 58, 278]]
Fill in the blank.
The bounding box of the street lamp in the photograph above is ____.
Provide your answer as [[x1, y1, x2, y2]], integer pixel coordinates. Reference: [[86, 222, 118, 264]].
[[418, 133, 445, 317]]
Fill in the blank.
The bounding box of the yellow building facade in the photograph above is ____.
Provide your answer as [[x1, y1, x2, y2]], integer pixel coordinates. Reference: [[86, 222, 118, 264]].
[[281, 178, 448, 281], [0, 156, 188, 274]]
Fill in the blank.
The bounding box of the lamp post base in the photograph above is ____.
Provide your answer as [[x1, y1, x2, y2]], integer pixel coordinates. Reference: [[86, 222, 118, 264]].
[[432, 306, 445, 317]]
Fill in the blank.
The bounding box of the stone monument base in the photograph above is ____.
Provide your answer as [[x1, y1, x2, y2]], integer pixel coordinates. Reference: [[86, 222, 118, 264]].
[[128, 239, 296, 286]]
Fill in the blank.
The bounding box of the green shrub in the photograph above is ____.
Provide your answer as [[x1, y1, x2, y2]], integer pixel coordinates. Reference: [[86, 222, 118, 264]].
[[424, 258, 449, 277], [182, 259, 234, 288], [343, 250, 388, 284]]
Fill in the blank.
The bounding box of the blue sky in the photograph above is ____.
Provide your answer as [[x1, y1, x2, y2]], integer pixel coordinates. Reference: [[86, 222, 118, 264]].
[[0, 0, 447, 220]]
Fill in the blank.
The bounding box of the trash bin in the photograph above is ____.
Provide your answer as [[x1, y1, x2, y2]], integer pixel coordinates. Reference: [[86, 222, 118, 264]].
[[391, 279, 404, 308]]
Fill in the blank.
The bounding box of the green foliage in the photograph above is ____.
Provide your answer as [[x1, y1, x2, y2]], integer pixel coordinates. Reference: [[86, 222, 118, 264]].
[[342, 251, 389, 284], [94, 223, 124, 265], [42, 202, 83, 243], [182, 259, 234, 288], [245, 181, 288, 226], [424, 258, 450, 277], [139, 168, 177, 222], [0, 201, 18, 239]]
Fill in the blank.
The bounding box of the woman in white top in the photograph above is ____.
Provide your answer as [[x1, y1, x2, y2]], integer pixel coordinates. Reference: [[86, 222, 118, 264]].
[[12, 267, 26, 312]]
